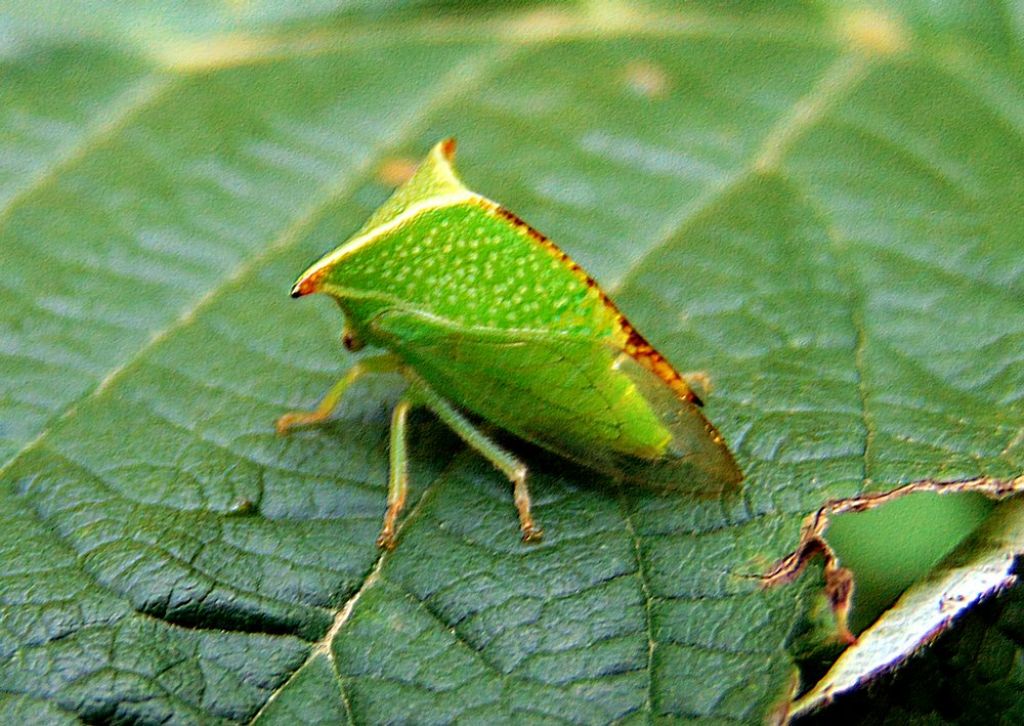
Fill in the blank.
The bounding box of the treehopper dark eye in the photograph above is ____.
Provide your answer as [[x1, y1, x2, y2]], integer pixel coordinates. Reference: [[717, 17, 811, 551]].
[[278, 139, 742, 549]]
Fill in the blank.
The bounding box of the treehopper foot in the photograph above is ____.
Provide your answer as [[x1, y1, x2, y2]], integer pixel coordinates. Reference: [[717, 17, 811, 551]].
[[521, 525, 544, 544], [375, 529, 398, 551], [277, 361, 549, 550], [512, 469, 543, 544], [412, 378, 546, 546], [275, 410, 326, 434]]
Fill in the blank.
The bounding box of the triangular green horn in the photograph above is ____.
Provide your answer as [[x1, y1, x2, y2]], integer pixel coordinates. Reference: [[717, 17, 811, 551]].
[[357, 138, 468, 235]]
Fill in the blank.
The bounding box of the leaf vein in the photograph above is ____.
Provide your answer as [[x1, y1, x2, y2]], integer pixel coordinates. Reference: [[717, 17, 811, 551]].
[[0, 72, 175, 228], [610, 51, 871, 296], [617, 490, 655, 718]]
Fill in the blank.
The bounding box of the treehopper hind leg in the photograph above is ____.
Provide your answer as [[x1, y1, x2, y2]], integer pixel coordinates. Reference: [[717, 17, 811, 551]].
[[409, 376, 543, 544]]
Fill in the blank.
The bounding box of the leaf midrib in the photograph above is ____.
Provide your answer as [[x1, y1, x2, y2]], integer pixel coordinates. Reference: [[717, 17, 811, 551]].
[[0, 72, 174, 223]]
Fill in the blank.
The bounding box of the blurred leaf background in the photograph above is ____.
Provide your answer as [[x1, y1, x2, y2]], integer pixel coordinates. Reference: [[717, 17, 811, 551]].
[[0, 1, 1022, 723]]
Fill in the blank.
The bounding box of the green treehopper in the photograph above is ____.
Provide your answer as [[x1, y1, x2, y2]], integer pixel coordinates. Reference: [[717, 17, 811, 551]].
[[279, 139, 742, 549]]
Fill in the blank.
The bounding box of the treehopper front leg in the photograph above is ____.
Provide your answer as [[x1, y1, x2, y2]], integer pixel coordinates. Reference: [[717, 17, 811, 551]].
[[275, 354, 401, 433]]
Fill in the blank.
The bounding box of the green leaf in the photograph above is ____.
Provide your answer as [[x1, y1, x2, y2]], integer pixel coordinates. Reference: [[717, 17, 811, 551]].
[[0, 2, 1021, 723]]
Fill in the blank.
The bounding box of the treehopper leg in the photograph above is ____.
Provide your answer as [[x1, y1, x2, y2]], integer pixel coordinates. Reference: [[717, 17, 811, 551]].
[[409, 377, 543, 544], [276, 354, 400, 433], [377, 397, 412, 550]]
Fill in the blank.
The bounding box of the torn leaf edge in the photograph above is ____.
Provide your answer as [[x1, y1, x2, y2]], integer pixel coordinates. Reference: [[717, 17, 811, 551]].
[[761, 474, 1024, 723]]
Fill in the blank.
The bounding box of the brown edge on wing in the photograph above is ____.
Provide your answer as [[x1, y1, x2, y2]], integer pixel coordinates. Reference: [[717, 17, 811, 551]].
[[479, 200, 703, 407]]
